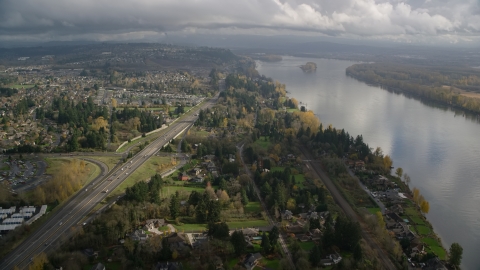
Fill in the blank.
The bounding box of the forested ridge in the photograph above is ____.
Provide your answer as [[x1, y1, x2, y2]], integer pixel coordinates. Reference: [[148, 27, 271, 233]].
[[346, 63, 480, 113]]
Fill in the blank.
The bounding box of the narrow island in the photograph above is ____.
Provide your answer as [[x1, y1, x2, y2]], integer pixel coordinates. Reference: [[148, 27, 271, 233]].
[[300, 61, 317, 72]]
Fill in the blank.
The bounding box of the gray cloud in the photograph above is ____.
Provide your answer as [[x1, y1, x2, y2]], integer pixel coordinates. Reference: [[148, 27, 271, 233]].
[[0, 0, 479, 44]]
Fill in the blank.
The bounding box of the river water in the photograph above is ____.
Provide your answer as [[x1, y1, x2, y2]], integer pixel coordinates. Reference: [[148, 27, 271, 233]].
[[257, 56, 480, 270]]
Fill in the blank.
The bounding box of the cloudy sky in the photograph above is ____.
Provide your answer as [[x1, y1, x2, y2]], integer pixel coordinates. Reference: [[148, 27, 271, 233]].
[[1, 0, 480, 45]]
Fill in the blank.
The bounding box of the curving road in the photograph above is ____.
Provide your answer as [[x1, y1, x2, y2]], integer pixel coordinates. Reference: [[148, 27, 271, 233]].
[[0, 81, 224, 270]]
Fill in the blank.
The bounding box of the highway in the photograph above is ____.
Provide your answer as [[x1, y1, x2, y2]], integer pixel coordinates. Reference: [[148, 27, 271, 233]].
[[0, 81, 224, 270]]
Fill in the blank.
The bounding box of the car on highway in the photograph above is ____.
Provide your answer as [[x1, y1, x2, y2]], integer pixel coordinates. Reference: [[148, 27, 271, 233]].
[[85, 189, 88, 192], [82, 222, 87, 226], [102, 189, 108, 193], [59, 222, 63, 226]]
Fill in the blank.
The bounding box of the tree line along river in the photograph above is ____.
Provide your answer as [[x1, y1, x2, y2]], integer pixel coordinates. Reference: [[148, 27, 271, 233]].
[[257, 56, 480, 270]]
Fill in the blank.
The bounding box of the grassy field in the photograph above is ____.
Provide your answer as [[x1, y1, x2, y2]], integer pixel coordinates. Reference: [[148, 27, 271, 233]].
[[244, 202, 262, 213], [422, 237, 446, 259], [227, 258, 240, 269], [109, 156, 172, 197], [160, 186, 205, 197], [227, 220, 269, 229], [80, 155, 122, 171], [188, 128, 211, 138], [11, 84, 35, 89], [271, 166, 284, 172], [415, 225, 432, 236], [116, 130, 167, 153], [287, 108, 299, 113], [410, 216, 426, 225], [258, 258, 280, 269], [294, 174, 306, 188], [45, 158, 100, 184], [299, 241, 315, 251], [173, 223, 207, 232], [254, 136, 272, 150], [366, 207, 381, 215]]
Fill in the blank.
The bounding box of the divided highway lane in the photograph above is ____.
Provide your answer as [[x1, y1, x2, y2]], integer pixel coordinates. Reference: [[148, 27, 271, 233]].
[[1, 86, 222, 270]]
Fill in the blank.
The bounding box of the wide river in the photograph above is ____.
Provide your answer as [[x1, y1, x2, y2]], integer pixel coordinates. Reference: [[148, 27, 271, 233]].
[[257, 56, 480, 269]]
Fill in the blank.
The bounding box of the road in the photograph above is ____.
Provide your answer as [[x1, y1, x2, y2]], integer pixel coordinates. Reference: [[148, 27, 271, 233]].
[[298, 145, 397, 270], [0, 81, 224, 270], [236, 143, 295, 270]]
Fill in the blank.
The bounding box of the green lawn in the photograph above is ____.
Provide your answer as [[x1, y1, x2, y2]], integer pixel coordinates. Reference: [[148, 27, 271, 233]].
[[244, 202, 262, 213], [188, 129, 211, 138], [227, 258, 240, 269], [254, 136, 272, 150], [294, 174, 306, 187], [405, 207, 419, 216], [173, 223, 207, 232], [11, 84, 35, 89], [258, 258, 280, 269], [227, 220, 269, 229], [367, 207, 381, 215], [410, 216, 426, 225], [298, 241, 315, 251], [422, 237, 446, 259], [415, 225, 432, 236], [110, 156, 172, 197], [287, 108, 299, 113], [160, 186, 205, 197], [271, 166, 284, 172]]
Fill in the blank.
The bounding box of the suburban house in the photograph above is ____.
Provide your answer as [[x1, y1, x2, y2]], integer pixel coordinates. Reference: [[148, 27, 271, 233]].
[[281, 210, 293, 220], [190, 167, 202, 176], [190, 176, 204, 183], [144, 219, 165, 230], [130, 229, 149, 242], [178, 173, 189, 181], [320, 253, 343, 266], [243, 253, 263, 270]]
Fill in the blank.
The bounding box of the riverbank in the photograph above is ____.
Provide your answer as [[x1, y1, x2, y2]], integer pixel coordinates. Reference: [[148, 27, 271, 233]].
[[257, 56, 478, 269], [346, 63, 480, 115]]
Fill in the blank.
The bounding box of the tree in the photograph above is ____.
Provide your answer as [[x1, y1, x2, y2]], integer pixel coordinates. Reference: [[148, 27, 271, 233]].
[[159, 238, 172, 260], [395, 167, 403, 179], [28, 252, 48, 270], [269, 226, 279, 247], [383, 155, 393, 171], [208, 222, 229, 239], [353, 243, 363, 262], [169, 193, 179, 219], [111, 98, 117, 108], [449, 242, 463, 268], [412, 187, 420, 203], [404, 173, 411, 186], [241, 189, 249, 206], [309, 245, 321, 267], [420, 200, 430, 214], [261, 233, 271, 253], [230, 231, 246, 255]]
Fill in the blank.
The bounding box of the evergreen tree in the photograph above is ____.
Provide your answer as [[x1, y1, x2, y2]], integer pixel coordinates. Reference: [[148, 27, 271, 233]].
[[309, 245, 321, 267], [269, 226, 279, 247], [261, 233, 271, 253], [230, 231, 246, 256], [169, 192, 180, 219]]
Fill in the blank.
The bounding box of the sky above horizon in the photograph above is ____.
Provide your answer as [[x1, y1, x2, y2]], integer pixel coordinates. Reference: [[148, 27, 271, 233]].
[[1, 0, 480, 46]]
